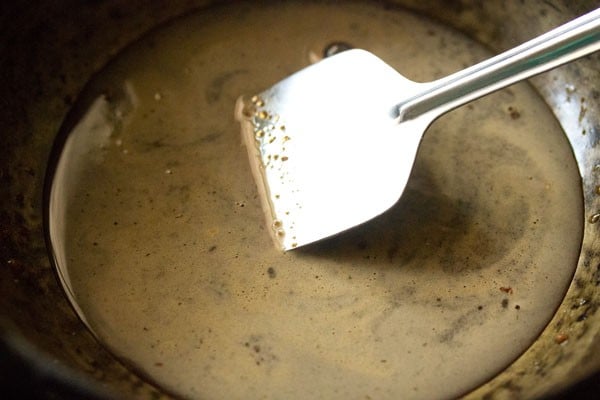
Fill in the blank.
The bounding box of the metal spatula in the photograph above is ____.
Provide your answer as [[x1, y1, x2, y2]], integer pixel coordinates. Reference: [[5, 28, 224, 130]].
[[236, 8, 600, 251]]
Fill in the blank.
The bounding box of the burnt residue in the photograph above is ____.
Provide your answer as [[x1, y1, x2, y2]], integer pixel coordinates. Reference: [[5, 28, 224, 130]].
[[481, 379, 523, 400], [541, 0, 563, 14], [243, 335, 278, 367], [508, 106, 521, 119], [437, 306, 488, 344], [571, 297, 598, 323]]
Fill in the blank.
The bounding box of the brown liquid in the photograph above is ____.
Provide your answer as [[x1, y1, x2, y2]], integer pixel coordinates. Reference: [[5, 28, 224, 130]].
[[47, 2, 583, 399]]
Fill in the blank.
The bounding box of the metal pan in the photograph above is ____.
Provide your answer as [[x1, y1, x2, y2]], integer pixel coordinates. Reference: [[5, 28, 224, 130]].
[[1, 0, 598, 398]]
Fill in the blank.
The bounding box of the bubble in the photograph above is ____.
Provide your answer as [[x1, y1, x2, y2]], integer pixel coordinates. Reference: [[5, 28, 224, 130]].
[[323, 41, 353, 58]]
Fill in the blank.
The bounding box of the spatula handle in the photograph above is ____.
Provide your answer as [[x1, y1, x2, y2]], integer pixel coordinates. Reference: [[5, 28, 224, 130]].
[[396, 8, 600, 122]]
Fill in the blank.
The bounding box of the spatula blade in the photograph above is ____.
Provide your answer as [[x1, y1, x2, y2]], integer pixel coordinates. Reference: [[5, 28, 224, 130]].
[[237, 49, 426, 250]]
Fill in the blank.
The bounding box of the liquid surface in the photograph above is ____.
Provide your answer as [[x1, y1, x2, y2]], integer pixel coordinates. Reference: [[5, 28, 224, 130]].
[[48, 2, 583, 399]]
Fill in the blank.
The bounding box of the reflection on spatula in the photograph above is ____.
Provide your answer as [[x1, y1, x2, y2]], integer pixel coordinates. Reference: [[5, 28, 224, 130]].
[[236, 8, 600, 251]]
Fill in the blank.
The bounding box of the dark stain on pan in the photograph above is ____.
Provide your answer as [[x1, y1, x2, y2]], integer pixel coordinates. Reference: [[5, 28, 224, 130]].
[[205, 70, 247, 104]]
